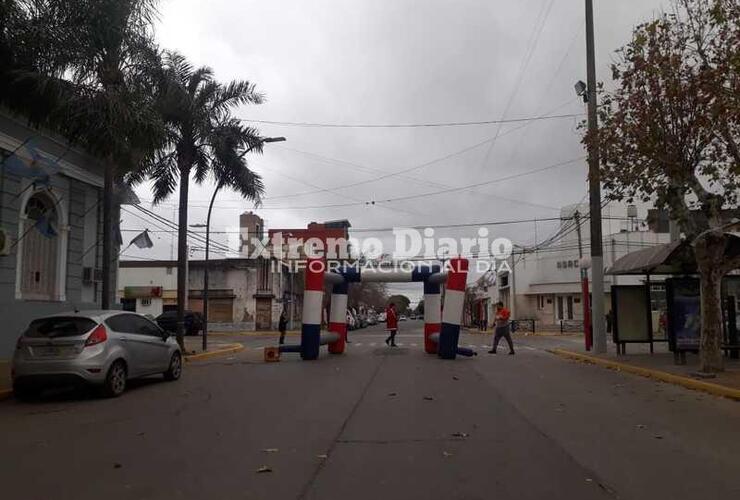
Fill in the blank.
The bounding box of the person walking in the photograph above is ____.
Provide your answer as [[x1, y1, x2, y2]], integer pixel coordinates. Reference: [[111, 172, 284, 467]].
[[278, 310, 288, 345], [385, 303, 398, 347], [489, 301, 514, 355]]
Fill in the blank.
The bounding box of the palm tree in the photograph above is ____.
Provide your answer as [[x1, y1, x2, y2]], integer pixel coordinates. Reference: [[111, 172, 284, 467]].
[[0, 0, 166, 308], [128, 51, 265, 349]]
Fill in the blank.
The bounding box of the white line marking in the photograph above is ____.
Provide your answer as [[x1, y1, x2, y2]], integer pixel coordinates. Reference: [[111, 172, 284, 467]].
[[355, 343, 363, 346], [411, 343, 418, 347], [370, 343, 377, 347]]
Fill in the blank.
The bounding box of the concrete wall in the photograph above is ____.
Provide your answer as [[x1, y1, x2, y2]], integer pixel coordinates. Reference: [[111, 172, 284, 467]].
[[0, 112, 107, 360]]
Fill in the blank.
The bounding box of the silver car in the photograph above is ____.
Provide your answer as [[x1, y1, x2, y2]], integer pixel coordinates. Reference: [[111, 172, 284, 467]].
[[12, 310, 182, 399]]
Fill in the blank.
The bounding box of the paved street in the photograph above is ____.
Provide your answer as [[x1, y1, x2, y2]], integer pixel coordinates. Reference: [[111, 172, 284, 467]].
[[1, 321, 739, 500]]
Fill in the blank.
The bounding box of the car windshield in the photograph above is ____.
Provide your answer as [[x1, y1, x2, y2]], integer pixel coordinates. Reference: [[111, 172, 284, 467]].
[[24, 317, 97, 338]]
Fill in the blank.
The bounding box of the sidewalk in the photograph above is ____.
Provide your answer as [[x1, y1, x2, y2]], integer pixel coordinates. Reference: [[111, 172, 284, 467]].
[[543, 338, 740, 401], [182, 337, 244, 361]]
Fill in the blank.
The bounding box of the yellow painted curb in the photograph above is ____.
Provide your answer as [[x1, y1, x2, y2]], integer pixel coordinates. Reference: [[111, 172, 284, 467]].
[[208, 331, 300, 337], [184, 343, 244, 362], [549, 348, 740, 402], [0, 389, 12, 401]]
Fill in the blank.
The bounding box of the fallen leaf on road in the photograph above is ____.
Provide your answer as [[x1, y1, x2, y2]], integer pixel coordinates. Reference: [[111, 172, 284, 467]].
[[317, 454, 328, 459], [451, 432, 469, 438], [452, 376, 459, 381], [387, 392, 398, 397], [423, 396, 434, 401], [113, 463, 122, 469], [653, 435, 664, 440], [257, 466, 273, 473], [636, 424, 646, 430], [442, 451, 453, 458], [585, 478, 593, 483], [262, 448, 279, 453]]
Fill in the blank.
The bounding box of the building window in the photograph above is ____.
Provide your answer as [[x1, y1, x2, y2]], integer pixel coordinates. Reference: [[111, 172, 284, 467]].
[[18, 190, 65, 301], [556, 262, 562, 269], [141, 298, 152, 306], [166, 267, 173, 275]]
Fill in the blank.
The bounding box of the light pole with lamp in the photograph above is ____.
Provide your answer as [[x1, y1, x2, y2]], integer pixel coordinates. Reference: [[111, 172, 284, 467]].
[[191, 136, 286, 351]]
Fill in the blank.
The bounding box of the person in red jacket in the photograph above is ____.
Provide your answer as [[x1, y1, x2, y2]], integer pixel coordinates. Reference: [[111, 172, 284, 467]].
[[385, 303, 398, 347]]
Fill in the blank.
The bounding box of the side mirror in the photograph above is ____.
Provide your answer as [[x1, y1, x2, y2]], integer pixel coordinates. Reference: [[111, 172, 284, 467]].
[[160, 328, 170, 340]]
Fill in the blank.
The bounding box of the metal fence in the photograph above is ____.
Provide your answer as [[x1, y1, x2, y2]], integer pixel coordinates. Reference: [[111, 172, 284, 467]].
[[559, 319, 584, 334], [511, 319, 536, 334]]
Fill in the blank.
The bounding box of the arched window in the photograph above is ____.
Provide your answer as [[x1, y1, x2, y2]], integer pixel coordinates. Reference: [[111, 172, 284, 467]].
[[18, 191, 61, 300]]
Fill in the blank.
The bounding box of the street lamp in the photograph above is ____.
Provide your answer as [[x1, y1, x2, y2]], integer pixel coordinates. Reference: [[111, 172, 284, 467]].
[[199, 136, 286, 351]]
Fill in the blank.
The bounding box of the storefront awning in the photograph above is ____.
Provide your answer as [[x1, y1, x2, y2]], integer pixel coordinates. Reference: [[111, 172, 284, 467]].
[[607, 232, 740, 276]]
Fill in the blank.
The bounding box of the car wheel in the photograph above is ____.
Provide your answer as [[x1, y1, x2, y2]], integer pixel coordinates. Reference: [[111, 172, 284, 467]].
[[102, 360, 127, 398], [164, 352, 182, 381], [13, 381, 39, 401]]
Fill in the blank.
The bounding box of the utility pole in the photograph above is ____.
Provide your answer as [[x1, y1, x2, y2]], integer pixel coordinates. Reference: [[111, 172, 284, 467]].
[[585, 0, 606, 353], [575, 211, 592, 351]]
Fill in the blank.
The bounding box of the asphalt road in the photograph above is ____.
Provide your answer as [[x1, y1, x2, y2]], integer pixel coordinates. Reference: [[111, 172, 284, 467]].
[[1, 321, 739, 500]]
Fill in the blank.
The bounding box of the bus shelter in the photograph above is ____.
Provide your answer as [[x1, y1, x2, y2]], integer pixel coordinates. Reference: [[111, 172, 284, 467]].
[[607, 238, 740, 362]]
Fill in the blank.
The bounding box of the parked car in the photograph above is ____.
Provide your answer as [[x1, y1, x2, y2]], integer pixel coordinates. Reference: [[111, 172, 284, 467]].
[[12, 311, 182, 399], [346, 311, 356, 330], [379, 312, 387, 322], [399, 315, 408, 321], [155, 310, 203, 336]]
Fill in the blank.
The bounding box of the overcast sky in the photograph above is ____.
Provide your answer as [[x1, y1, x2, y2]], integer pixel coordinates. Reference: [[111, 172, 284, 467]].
[[121, 0, 669, 303]]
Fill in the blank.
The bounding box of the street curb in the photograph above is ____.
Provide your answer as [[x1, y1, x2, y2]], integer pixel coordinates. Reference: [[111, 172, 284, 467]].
[[548, 348, 740, 402], [184, 343, 244, 362]]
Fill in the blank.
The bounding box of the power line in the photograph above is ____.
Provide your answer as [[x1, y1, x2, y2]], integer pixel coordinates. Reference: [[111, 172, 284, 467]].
[[121, 205, 233, 255], [240, 112, 583, 129], [136, 154, 585, 212], [479, 0, 555, 171], [120, 215, 639, 236], [252, 156, 586, 211]]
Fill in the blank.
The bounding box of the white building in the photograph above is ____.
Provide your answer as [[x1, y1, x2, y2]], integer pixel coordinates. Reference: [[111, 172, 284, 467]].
[[495, 204, 671, 327], [117, 257, 292, 330]]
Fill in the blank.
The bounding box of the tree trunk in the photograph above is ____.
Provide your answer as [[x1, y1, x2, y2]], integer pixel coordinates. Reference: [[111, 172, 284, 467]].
[[176, 167, 190, 351], [695, 233, 727, 373], [101, 163, 114, 309]]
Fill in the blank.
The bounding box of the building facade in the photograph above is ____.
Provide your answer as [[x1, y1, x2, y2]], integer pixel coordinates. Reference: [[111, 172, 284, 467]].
[[0, 111, 112, 359], [118, 212, 353, 331], [494, 205, 671, 328], [117, 257, 288, 331]]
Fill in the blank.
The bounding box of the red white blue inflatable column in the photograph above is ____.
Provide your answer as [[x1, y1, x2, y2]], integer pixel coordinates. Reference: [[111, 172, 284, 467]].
[[327, 278, 348, 354], [438, 258, 469, 359], [300, 258, 325, 360], [423, 280, 441, 354]]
